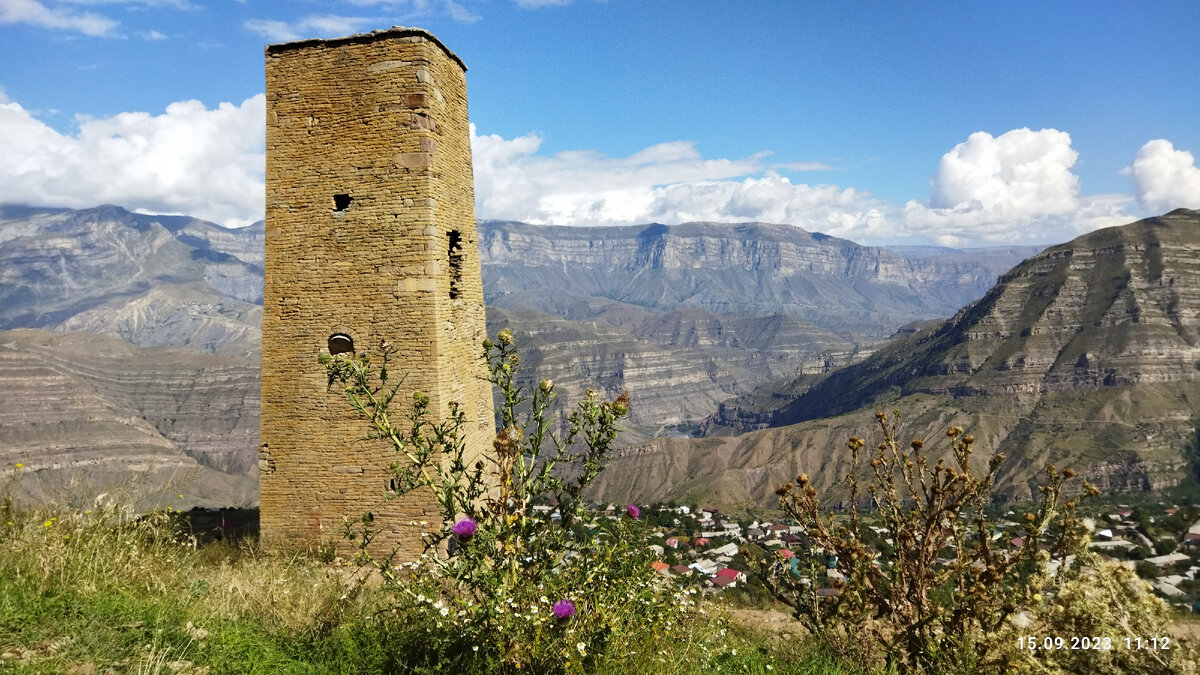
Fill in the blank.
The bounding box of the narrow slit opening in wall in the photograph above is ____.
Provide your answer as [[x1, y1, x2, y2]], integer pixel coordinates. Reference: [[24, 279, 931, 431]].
[[388, 478, 398, 493], [333, 194, 352, 213], [328, 333, 354, 355], [448, 230, 463, 300]]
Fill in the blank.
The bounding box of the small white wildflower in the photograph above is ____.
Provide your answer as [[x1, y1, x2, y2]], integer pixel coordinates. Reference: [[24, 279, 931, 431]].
[[1010, 611, 1033, 628], [577, 642, 587, 656], [440, 607, 449, 617]]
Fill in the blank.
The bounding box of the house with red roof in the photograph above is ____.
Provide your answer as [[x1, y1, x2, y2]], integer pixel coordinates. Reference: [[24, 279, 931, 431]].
[[716, 567, 747, 583]]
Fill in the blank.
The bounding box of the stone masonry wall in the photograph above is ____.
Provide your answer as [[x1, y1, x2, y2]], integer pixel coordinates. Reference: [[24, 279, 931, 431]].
[[261, 27, 493, 559]]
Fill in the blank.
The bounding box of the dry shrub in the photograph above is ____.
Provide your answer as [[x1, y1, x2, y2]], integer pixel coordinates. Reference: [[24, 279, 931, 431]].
[[751, 410, 1199, 673]]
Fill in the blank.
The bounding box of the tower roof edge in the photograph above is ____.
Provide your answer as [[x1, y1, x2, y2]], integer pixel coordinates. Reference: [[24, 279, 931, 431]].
[[265, 26, 467, 72]]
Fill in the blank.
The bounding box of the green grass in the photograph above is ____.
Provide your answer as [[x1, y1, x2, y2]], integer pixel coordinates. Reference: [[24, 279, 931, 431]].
[[0, 500, 851, 674]]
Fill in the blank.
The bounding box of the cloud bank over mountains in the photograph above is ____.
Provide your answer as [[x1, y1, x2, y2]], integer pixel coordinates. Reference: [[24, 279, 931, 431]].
[[0, 90, 1196, 245], [0, 92, 265, 228]]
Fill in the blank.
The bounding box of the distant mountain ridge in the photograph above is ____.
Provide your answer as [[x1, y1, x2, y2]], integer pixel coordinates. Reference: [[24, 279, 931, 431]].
[[590, 209, 1200, 508], [479, 220, 1041, 340], [0, 204, 263, 358]]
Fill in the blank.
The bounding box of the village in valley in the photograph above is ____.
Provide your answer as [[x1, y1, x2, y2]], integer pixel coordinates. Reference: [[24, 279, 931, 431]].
[[557, 499, 1200, 609]]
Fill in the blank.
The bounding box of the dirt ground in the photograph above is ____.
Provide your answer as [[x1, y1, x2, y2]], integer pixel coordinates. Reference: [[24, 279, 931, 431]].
[[727, 608, 807, 638]]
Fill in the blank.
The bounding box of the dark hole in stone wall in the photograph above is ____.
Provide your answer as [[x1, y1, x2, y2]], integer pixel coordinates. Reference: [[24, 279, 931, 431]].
[[448, 230, 463, 300], [333, 194, 352, 212], [328, 333, 354, 355]]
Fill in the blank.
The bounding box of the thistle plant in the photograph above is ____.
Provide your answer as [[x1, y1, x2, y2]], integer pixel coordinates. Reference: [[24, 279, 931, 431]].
[[321, 331, 694, 671], [751, 410, 1101, 672]]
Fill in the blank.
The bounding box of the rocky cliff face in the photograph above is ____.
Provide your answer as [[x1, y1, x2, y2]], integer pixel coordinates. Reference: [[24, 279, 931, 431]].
[[0, 329, 258, 508], [480, 220, 1040, 339], [592, 210, 1200, 507], [486, 308, 867, 441], [0, 205, 263, 357]]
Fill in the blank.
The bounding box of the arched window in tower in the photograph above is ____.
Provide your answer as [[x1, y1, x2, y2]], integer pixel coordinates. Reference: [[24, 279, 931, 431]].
[[328, 333, 354, 355]]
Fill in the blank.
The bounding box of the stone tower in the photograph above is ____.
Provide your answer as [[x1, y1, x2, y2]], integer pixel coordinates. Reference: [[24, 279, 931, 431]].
[[260, 27, 493, 558]]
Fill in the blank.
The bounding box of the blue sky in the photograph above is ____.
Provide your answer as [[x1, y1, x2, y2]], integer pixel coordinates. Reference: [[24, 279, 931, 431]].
[[1, 1, 1198, 246]]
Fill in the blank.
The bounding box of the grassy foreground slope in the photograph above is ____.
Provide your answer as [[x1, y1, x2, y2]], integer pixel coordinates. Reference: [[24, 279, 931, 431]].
[[0, 498, 850, 674]]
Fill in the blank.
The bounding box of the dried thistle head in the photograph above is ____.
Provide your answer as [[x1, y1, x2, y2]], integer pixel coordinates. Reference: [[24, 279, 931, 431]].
[[775, 483, 793, 496], [962, 434, 974, 445], [796, 473, 810, 485], [1063, 467, 1076, 479], [911, 439, 924, 450], [493, 425, 523, 457]]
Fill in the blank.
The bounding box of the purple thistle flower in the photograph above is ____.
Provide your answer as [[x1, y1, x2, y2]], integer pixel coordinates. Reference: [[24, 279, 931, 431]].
[[452, 518, 477, 540], [552, 599, 575, 621], [626, 503, 641, 519]]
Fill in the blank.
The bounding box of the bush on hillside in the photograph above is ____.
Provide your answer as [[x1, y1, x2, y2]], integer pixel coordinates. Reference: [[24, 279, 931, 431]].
[[750, 409, 1198, 674]]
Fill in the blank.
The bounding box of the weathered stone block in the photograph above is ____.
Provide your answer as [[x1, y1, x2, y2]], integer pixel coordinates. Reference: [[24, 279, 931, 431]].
[[394, 152, 433, 170]]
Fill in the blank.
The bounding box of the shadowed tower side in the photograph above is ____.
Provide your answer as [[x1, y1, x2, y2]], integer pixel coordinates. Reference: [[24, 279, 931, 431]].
[[260, 27, 493, 558]]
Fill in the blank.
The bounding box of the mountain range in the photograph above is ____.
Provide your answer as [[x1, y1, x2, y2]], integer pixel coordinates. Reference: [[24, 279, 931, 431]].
[[589, 209, 1200, 507], [6, 202, 1194, 509]]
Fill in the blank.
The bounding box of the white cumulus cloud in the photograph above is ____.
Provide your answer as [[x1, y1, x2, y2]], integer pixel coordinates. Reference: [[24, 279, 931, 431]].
[[470, 125, 844, 227], [899, 128, 1130, 244], [0, 0, 119, 36], [1123, 139, 1200, 212], [470, 124, 1135, 246], [929, 128, 1080, 215], [244, 15, 376, 43], [0, 95, 265, 228]]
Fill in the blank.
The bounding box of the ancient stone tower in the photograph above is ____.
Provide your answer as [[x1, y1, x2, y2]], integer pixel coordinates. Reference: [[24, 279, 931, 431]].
[[260, 27, 493, 558]]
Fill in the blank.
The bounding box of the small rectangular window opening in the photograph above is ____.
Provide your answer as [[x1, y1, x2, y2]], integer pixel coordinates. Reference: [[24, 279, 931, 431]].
[[333, 194, 352, 212], [448, 230, 463, 300]]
